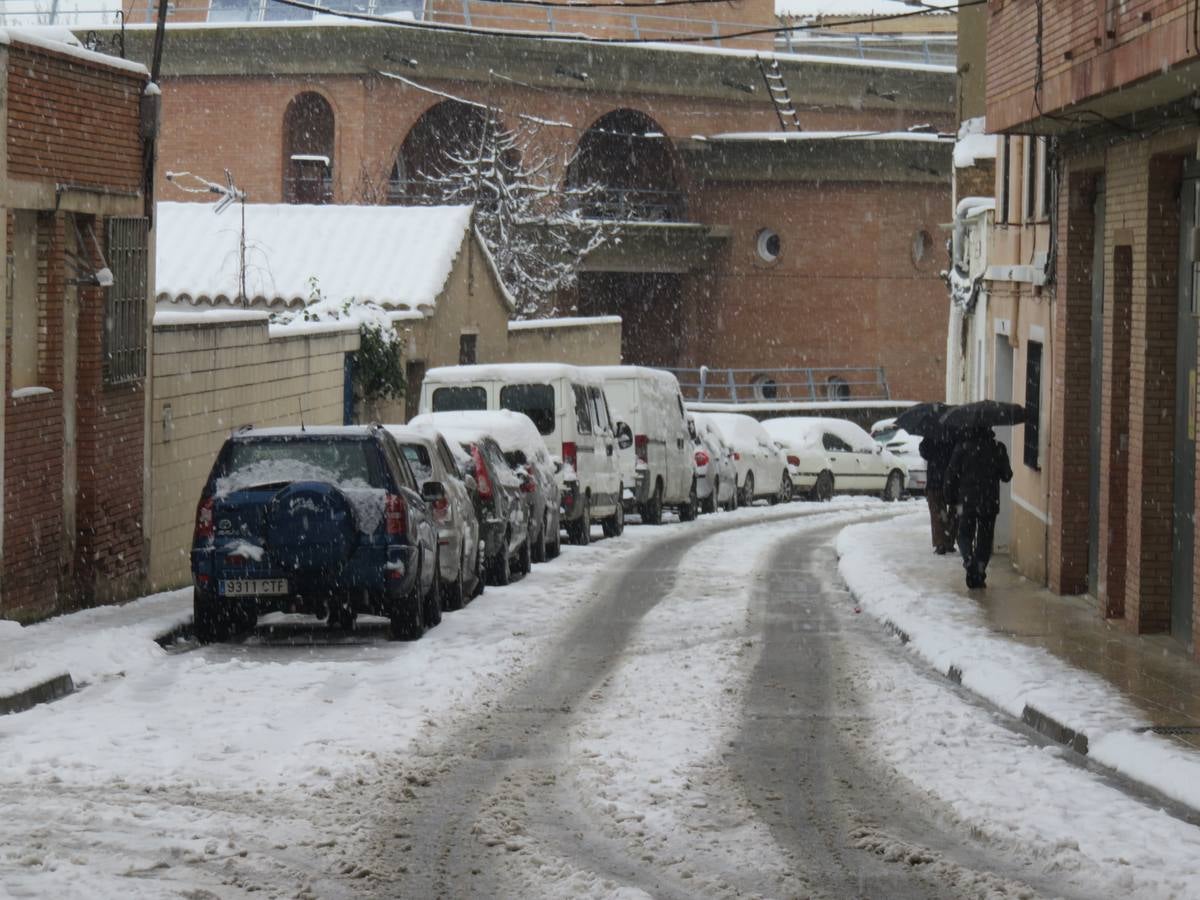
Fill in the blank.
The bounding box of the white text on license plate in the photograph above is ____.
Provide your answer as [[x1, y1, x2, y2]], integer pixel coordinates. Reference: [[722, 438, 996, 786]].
[[220, 578, 288, 597]]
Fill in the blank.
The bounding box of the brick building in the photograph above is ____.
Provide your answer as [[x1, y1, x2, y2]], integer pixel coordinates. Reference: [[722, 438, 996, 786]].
[[976, 0, 1200, 657], [111, 21, 955, 402], [1, 30, 153, 620]]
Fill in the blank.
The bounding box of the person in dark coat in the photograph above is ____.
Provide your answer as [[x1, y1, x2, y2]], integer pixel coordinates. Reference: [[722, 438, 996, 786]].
[[918, 432, 957, 554], [943, 427, 1012, 589]]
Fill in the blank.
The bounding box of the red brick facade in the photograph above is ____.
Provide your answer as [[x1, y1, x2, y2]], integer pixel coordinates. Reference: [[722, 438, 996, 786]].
[[1, 40, 150, 620]]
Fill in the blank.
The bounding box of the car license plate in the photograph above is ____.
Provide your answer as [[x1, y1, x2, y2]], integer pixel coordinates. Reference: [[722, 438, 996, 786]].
[[219, 578, 288, 597]]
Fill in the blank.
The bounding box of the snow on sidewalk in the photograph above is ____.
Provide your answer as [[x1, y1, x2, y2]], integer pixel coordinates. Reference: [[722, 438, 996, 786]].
[[836, 512, 1200, 814], [0, 588, 192, 704]]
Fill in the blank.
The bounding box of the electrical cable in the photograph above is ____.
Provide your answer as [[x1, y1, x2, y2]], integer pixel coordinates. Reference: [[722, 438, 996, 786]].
[[264, 0, 983, 47]]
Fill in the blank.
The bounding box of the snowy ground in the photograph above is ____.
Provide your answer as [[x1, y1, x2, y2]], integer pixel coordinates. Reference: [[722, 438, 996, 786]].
[[3, 502, 1200, 898]]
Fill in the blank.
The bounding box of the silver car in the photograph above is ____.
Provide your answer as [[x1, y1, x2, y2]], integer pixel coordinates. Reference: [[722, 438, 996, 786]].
[[386, 424, 484, 610]]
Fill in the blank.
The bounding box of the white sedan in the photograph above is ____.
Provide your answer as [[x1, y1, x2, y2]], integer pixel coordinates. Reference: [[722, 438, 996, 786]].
[[701, 412, 792, 505], [762, 416, 907, 501], [870, 418, 927, 495], [690, 413, 739, 512]]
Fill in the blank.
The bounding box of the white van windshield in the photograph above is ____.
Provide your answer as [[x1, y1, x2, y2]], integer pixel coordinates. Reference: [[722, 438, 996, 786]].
[[432, 386, 487, 412], [499, 384, 556, 436]]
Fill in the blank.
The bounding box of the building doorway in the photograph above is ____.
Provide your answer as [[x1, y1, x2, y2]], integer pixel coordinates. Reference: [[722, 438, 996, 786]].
[[1088, 182, 1105, 598]]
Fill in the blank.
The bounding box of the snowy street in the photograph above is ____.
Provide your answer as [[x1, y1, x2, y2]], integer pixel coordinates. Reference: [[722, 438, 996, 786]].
[[3, 501, 1200, 899]]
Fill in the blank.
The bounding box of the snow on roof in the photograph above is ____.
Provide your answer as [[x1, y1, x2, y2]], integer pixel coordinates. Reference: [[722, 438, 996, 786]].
[[508, 315, 622, 332], [702, 130, 949, 144], [699, 412, 772, 446], [153, 308, 270, 328], [155, 202, 474, 310], [776, 0, 956, 18], [0, 24, 149, 75], [410, 410, 549, 462]]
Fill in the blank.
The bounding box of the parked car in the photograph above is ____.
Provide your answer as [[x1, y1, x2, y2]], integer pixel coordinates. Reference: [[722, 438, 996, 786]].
[[385, 423, 483, 610], [762, 418, 838, 501], [413, 423, 530, 586], [702, 413, 792, 505], [763, 416, 907, 501], [870, 417, 928, 495], [190, 425, 440, 643], [418, 364, 624, 545], [413, 410, 562, 562], [587, 365, 697, 523], [690, 412, 739, 513]]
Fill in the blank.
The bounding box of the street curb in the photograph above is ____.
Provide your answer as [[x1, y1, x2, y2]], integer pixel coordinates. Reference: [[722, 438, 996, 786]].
[[0, 673, 75, 716], [0, 619, 192, 717]]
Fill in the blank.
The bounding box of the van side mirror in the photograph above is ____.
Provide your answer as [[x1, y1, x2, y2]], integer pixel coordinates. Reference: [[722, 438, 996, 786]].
[[616, 422, 633, 450], [551, 454, 563, 474]]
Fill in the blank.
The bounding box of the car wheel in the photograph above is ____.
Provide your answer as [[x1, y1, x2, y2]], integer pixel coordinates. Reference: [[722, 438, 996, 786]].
[[472, 541, 486, 598], [517, 537, 532, 576], [443, 546, 467, 612], [532, 514, 548, 563], [389, 560, 426, 641], [489, 534, 513, 586], [640, 482, 664, 525], [423, 550, 442, 627], [327, 604, 356, 630], [882, 469, 904, 502], [679, 478, 698, 522], [779, 472, 794, 504], [602, 489, 625, 537], [546, 518, 562, 560], [701, 478, 717, 515], [568, 497, 591, 545], [811, 469, 835, 502], [193, 588, 233, 644], [724, 478, 738, 512], [740, 472, 755, 507]]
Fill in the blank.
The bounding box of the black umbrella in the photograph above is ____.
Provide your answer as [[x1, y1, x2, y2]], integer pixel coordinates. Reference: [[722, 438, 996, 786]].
[[894, 402, 954, 436], [939, 400, 1027, 431]]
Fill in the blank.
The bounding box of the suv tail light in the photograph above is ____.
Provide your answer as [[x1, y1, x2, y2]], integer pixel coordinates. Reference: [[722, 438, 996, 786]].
[[634, 434, 648, 463], [787, 454, 800, 466], [472, 445, 494, 502], [195, 496, 214, 542], [694, 449, 710, 467], [386, 493, 407, 536], [561, 441, 577, 471]]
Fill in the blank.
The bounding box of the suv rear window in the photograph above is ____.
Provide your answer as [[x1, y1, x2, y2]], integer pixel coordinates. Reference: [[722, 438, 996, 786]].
[[432, 386, 487, 412], [500, 383, 555, 435], [222, 438, 381, 492]]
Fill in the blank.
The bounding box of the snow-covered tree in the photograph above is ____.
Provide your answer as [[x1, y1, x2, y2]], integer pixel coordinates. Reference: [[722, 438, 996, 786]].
[[415, 114, 615, 319]]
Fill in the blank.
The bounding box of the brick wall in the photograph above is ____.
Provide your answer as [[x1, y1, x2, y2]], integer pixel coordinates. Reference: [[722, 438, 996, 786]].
[[6, 44, 143, 191], [4, 214, 67, 619]]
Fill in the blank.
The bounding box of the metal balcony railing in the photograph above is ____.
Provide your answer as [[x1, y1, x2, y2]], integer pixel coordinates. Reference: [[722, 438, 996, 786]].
[[666, 366, 892, 404], [283, 174, 334, 205], [567, 188, 687, 223]]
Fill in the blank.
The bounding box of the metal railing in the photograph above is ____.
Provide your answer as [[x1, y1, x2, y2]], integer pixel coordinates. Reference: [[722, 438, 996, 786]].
[[666, 366, 891, 403], [283, 174, 334, 205], [566, 187, 687, 223]]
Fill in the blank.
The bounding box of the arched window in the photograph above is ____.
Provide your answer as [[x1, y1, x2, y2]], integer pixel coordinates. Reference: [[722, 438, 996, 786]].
[[566, 109, 684, 222], [283, 92, 334, 204], [394, 101, 494, 205]]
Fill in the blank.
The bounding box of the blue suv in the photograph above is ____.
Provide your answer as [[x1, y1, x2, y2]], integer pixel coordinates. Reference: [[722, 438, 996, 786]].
[[190, 425, 442, 642]]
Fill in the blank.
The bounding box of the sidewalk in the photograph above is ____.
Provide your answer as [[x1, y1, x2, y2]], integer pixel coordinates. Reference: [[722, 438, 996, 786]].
[[837, 510, 1200, 816], [0, 588, 192, 715]]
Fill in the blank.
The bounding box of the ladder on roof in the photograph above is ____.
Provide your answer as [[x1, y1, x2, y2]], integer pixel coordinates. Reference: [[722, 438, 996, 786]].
[[757, 56, 802, 133]]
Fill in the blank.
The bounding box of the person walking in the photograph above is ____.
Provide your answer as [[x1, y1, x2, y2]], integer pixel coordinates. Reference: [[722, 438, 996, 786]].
[[918, 432, 957, 554], [943, 426, 1012, 589]]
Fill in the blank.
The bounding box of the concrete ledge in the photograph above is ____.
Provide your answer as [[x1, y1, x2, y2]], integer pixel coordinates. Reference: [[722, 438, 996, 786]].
[[0, 673, 74, 716]]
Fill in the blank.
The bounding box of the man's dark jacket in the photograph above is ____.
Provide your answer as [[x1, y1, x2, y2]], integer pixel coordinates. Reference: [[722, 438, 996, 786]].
[[918, 436, 956, 492], [944, 432, 1013, 515]]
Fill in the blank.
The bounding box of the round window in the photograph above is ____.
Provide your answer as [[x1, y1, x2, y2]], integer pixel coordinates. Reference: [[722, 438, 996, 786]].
[[756, 228, 781, 263]]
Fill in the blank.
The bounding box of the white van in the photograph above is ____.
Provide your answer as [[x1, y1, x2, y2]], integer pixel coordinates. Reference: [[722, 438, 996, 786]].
[[418, 364, 627, 545], [586, 366, 697, 524]]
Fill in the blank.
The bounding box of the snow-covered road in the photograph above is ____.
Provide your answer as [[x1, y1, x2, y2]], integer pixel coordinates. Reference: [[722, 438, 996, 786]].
[[2, 500, 1199, 899]]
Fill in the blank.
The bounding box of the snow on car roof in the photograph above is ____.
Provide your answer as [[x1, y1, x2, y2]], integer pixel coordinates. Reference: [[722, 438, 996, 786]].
[[410, 410, 549, 461], [701, 412, 771, 445], [764, 416, 875, 452], [234, 426, 374, 439], [587, 365, 680, 387], [423, 362, 605, 387]]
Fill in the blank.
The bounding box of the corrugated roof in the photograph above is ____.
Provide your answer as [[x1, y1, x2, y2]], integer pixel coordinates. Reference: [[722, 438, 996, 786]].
[[155, 201, 474, 309], [776, 0, 955, 19]]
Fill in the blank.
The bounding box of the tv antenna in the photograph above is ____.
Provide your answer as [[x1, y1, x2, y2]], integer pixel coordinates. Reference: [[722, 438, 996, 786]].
[[165, 169, 249, 306]]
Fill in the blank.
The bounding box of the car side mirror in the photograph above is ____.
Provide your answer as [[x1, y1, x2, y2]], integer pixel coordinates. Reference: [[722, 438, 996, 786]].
[[616, 422, 633, 450], [551, 454, 563, 474], [421, 481, 447, 503]]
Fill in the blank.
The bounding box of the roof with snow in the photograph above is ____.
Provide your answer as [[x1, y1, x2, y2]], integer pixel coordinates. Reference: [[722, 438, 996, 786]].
[[155, 202, 475, 310], [776, 0, 956, 19]]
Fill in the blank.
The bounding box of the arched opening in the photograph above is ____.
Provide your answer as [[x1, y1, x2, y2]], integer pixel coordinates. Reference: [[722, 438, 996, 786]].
[[283, 92, 334, 204], [565, 109, 684, 222], [392, 101, 496, 205]]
